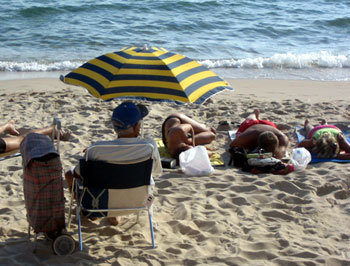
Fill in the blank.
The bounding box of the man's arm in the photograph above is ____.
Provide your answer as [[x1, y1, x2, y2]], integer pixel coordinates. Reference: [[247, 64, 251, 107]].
[[338, 133, 350, 153], [229, 131, 258, 150], [336, 133, 350, 160], [148, 139, 163, 177], [274, 132, 289, 159]]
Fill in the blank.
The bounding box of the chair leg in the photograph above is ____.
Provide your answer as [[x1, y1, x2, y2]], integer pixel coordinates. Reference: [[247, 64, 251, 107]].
[[67, 178, 78, 230], [67, 178, 75, 230], [73, 179, 83, 251], [148, 212, 155, 249], [27, 225, 31, 240], [77, 211, 83, 251]]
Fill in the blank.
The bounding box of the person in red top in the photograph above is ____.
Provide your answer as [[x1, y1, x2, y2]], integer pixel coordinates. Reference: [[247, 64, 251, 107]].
[[229, 109, 289, 159]]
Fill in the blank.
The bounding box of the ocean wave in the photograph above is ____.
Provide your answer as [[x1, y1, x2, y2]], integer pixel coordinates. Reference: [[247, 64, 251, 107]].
[[0, 52, 349, 73], [0, 61, 84, 72], [200, 52, 350, 69]]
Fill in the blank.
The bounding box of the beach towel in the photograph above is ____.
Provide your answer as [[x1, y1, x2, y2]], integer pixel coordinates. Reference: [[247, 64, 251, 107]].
[[295, 125, 350, 163], [155, 138, 225, 166], [0, 151, 21, 161]]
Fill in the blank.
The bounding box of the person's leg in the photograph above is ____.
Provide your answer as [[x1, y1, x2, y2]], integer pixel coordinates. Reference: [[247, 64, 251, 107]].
[[304, 119, 314, 137], [1, 125, 70, 153], [193, 131, 216, 145], [64, 169, 78, 192], [1, 135, 25, 153], [254, 109, 260, 120], [0, 120, 19, 136], [236, 109, 261, 136], [246, 109, 259, 120], [30, 125, 71, 140]]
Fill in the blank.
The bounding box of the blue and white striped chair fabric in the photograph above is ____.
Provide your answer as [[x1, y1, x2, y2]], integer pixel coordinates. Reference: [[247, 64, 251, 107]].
[[70, 143, 156, 250]]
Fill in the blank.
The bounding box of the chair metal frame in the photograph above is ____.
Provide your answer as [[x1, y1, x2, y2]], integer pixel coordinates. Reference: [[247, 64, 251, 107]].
[[68, 143, 156, 251]]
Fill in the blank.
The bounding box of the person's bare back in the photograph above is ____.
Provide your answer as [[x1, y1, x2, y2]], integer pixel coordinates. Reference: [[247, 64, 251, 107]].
[[230, 120, 289, 159]]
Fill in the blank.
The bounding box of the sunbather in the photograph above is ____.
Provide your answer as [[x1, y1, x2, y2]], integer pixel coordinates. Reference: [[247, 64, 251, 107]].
[[0, 119, 70, 154], [65, 101, 162, 225], [229, 109, 289, 159], [162, 113, 216, 158], [298, 119, 350, 160]]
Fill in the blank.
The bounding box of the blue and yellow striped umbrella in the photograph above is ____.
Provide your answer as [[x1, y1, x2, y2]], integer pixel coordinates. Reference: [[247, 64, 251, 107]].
[[61, 46, 233, 104]]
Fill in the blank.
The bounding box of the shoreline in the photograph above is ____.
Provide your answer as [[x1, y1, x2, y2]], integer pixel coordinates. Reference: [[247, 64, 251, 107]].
[[1, 77, 349, 103]]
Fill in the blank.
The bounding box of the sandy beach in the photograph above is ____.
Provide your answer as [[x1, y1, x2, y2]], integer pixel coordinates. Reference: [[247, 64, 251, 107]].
[[0, 77, 349, 265]]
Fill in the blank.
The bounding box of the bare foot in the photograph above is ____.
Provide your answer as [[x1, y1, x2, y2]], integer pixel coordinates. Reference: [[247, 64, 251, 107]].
[[254, 109, 260, 120], [108, 217, 122, 226], [53, 127, 71, 141], [5, 120, 19, 136], [60, 129, 71, 141]]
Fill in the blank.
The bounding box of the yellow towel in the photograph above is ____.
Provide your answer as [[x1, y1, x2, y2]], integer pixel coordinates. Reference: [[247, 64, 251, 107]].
[[155, 138, 224, 166]]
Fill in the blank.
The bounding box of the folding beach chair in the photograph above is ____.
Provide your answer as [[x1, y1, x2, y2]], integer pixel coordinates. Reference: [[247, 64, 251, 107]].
[[68, 142, 156, 251]]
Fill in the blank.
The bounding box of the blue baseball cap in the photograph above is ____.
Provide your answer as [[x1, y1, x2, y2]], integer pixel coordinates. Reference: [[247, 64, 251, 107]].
[[112, 102, 148, 130]]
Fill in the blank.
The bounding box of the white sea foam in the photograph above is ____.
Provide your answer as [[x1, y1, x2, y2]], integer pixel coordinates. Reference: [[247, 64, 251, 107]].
[[0, 60, 84, 72], [0, 51, 349, 73], [200, 51, 350, 69], [0, 52, 349, 81]]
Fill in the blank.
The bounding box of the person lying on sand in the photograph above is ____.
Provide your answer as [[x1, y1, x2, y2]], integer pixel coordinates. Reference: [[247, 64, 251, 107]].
[[0, 119, 70, 154], [298, 119, 350, 160], [162, 113, 216, 158], [229, 109, 289, 159]]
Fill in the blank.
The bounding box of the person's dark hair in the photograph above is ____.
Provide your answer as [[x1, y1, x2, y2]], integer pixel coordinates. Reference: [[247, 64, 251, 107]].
[[258, 131, 279, 153]]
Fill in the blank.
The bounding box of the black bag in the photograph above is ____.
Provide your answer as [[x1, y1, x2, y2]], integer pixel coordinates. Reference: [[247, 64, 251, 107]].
[[228, 147, 249, 168]]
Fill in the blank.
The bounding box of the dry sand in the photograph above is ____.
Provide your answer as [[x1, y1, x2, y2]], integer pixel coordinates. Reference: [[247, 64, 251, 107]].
[[0, 78, 349, 265]]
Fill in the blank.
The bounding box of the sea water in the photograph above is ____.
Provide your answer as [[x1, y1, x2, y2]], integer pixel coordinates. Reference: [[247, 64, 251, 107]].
[[0, 0, 349, 81]]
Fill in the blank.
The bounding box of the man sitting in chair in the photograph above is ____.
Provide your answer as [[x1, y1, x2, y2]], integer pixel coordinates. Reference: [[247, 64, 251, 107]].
[[65, 101, 162, 225]]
